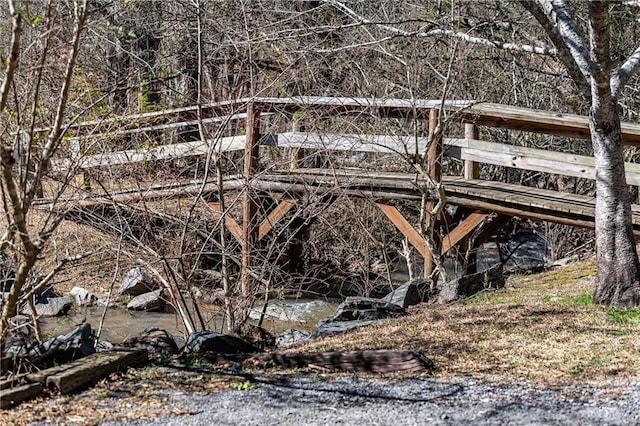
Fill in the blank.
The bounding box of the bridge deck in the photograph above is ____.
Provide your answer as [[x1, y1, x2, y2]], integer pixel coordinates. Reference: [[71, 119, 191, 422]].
[[256, 168, 640, 234]]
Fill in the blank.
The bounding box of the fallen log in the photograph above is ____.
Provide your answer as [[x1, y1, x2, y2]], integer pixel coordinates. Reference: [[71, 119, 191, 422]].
[[243, 350, 435, 374], [25, 348, 148, 394], [46, 348, 148, 394], [0, 383, 43, 409]]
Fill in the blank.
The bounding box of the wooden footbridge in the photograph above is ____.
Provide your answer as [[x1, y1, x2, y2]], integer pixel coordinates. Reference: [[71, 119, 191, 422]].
[[44, 96, 640, 278]]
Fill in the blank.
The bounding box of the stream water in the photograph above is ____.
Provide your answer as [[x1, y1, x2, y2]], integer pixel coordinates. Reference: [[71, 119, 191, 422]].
[[39, 298, 340, 345], [39, 232, 550, 345]]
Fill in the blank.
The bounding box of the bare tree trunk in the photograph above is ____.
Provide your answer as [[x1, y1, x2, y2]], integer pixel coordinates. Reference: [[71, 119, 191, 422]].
[[591, 97, 640, 306]]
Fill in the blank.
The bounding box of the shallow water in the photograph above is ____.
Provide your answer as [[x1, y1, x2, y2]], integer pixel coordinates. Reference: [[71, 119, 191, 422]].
[[39, 233, 548, 344], [39, 298, 340, 344]]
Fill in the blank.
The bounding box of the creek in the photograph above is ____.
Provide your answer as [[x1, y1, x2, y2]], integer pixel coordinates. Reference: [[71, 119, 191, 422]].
[[39, 232, 550, 344]]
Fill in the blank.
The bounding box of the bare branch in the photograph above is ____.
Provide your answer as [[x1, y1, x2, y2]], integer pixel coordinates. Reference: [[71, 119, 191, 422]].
[[519, 0, 592, 99], [25, 0, 88, 209], [321, 0, 558, 56], [612, 45, 640, 96], [0, 0, 20, 113]]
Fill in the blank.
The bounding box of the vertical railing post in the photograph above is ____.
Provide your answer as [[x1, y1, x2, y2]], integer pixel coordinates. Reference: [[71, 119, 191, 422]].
[[423, 108, 443, 277], [289, 113, 305, 170], [241, 103, 261, 313], [427, 109, 442, 184], [464, 122, 480, 180]]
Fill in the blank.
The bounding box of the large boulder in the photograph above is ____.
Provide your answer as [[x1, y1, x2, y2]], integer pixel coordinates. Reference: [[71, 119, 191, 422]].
[[183, 331, 260, 354], [123, 327, 179, 357], [312, 296, 407, 338], [381, 278, 425, 308], [4, 323, 95, 368], [118, 268, 157, 297], [21, 296, 73, 317], [323, 296, 406, 322], [126, 289, 166, 312], [438, 264, 505, 303], [70, 286, 98, 307]]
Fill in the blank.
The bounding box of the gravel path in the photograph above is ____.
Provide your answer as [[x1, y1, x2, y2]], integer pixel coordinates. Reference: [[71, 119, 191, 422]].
[[107, 375, 640, 426]]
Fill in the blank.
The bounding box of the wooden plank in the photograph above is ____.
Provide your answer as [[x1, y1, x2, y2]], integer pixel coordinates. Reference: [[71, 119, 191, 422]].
[[46, 349, 148, 394], [446, 137, 640, 185], [207, 201, 243, 243], [258, 199, 297, 240], [375, 203, 429, 259], [53, 97, 640, 146], [69, 112, 276, 140], [0, 383, 43, 409], [276, 132, 430, 154], [52, 134, 276, 172], [460, 102, 640, 146], [440, 212, 488, 254]]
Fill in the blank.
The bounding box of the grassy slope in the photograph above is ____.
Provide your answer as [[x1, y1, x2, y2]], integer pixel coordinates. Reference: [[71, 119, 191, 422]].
[[293, 257, 640, 386]]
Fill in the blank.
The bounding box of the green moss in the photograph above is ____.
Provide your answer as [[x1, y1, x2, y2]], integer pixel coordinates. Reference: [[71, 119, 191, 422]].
[[607, 308, 640, 324], [560, 294, 593, 305]]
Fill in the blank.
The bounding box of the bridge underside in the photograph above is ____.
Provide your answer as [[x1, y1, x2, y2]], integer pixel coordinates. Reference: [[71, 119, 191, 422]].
[[45, 168, 640, 280]]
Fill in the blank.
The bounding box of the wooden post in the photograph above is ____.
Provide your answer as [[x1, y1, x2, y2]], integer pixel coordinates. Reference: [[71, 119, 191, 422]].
[[423, 109, 443, 277], [290, 114, 305, 170], [464, 122, 480, 180], [241, 103, 261, 304], [428, 109, 442, 183]]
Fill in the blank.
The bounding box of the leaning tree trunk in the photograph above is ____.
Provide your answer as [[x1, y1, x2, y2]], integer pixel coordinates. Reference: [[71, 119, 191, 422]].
[[591, 96, 640, 307]]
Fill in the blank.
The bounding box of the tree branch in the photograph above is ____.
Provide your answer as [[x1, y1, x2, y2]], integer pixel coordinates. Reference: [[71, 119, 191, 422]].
[[519, 0, 592, 99], [25, 0, 88, 209], [321, 0, 558, 56], [612, 44, 640, 96]]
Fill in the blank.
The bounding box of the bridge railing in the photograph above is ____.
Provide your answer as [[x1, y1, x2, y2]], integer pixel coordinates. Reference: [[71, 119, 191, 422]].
[[50, 97, 640, 191]]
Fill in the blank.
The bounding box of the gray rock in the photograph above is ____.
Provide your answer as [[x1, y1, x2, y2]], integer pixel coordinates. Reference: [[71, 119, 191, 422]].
[[118, 268, 157, 297], [191, 286, 225, 305], [21, 296, 73, 317], [4, 323, 95, 367], [95, 340, 114, 352], [438, 264, 505, 303], [126, 289, 166, 311], [323, 296, 406, 323], [381, 279, 424, 308], [311, 297, 406, 339], [124, 327, 179, 357], [312, 320, 379, 338], [276, 329, 312, 348], [183, 331, 260, 354], [70, 286, 98, 307]]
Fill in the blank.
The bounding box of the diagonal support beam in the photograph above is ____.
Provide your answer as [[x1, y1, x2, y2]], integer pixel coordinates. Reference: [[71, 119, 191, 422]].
[[376, 203, 430, 259], [440, 211, 488, 255], [258, 199, 297, 241], [207, 201, 243, 243]]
